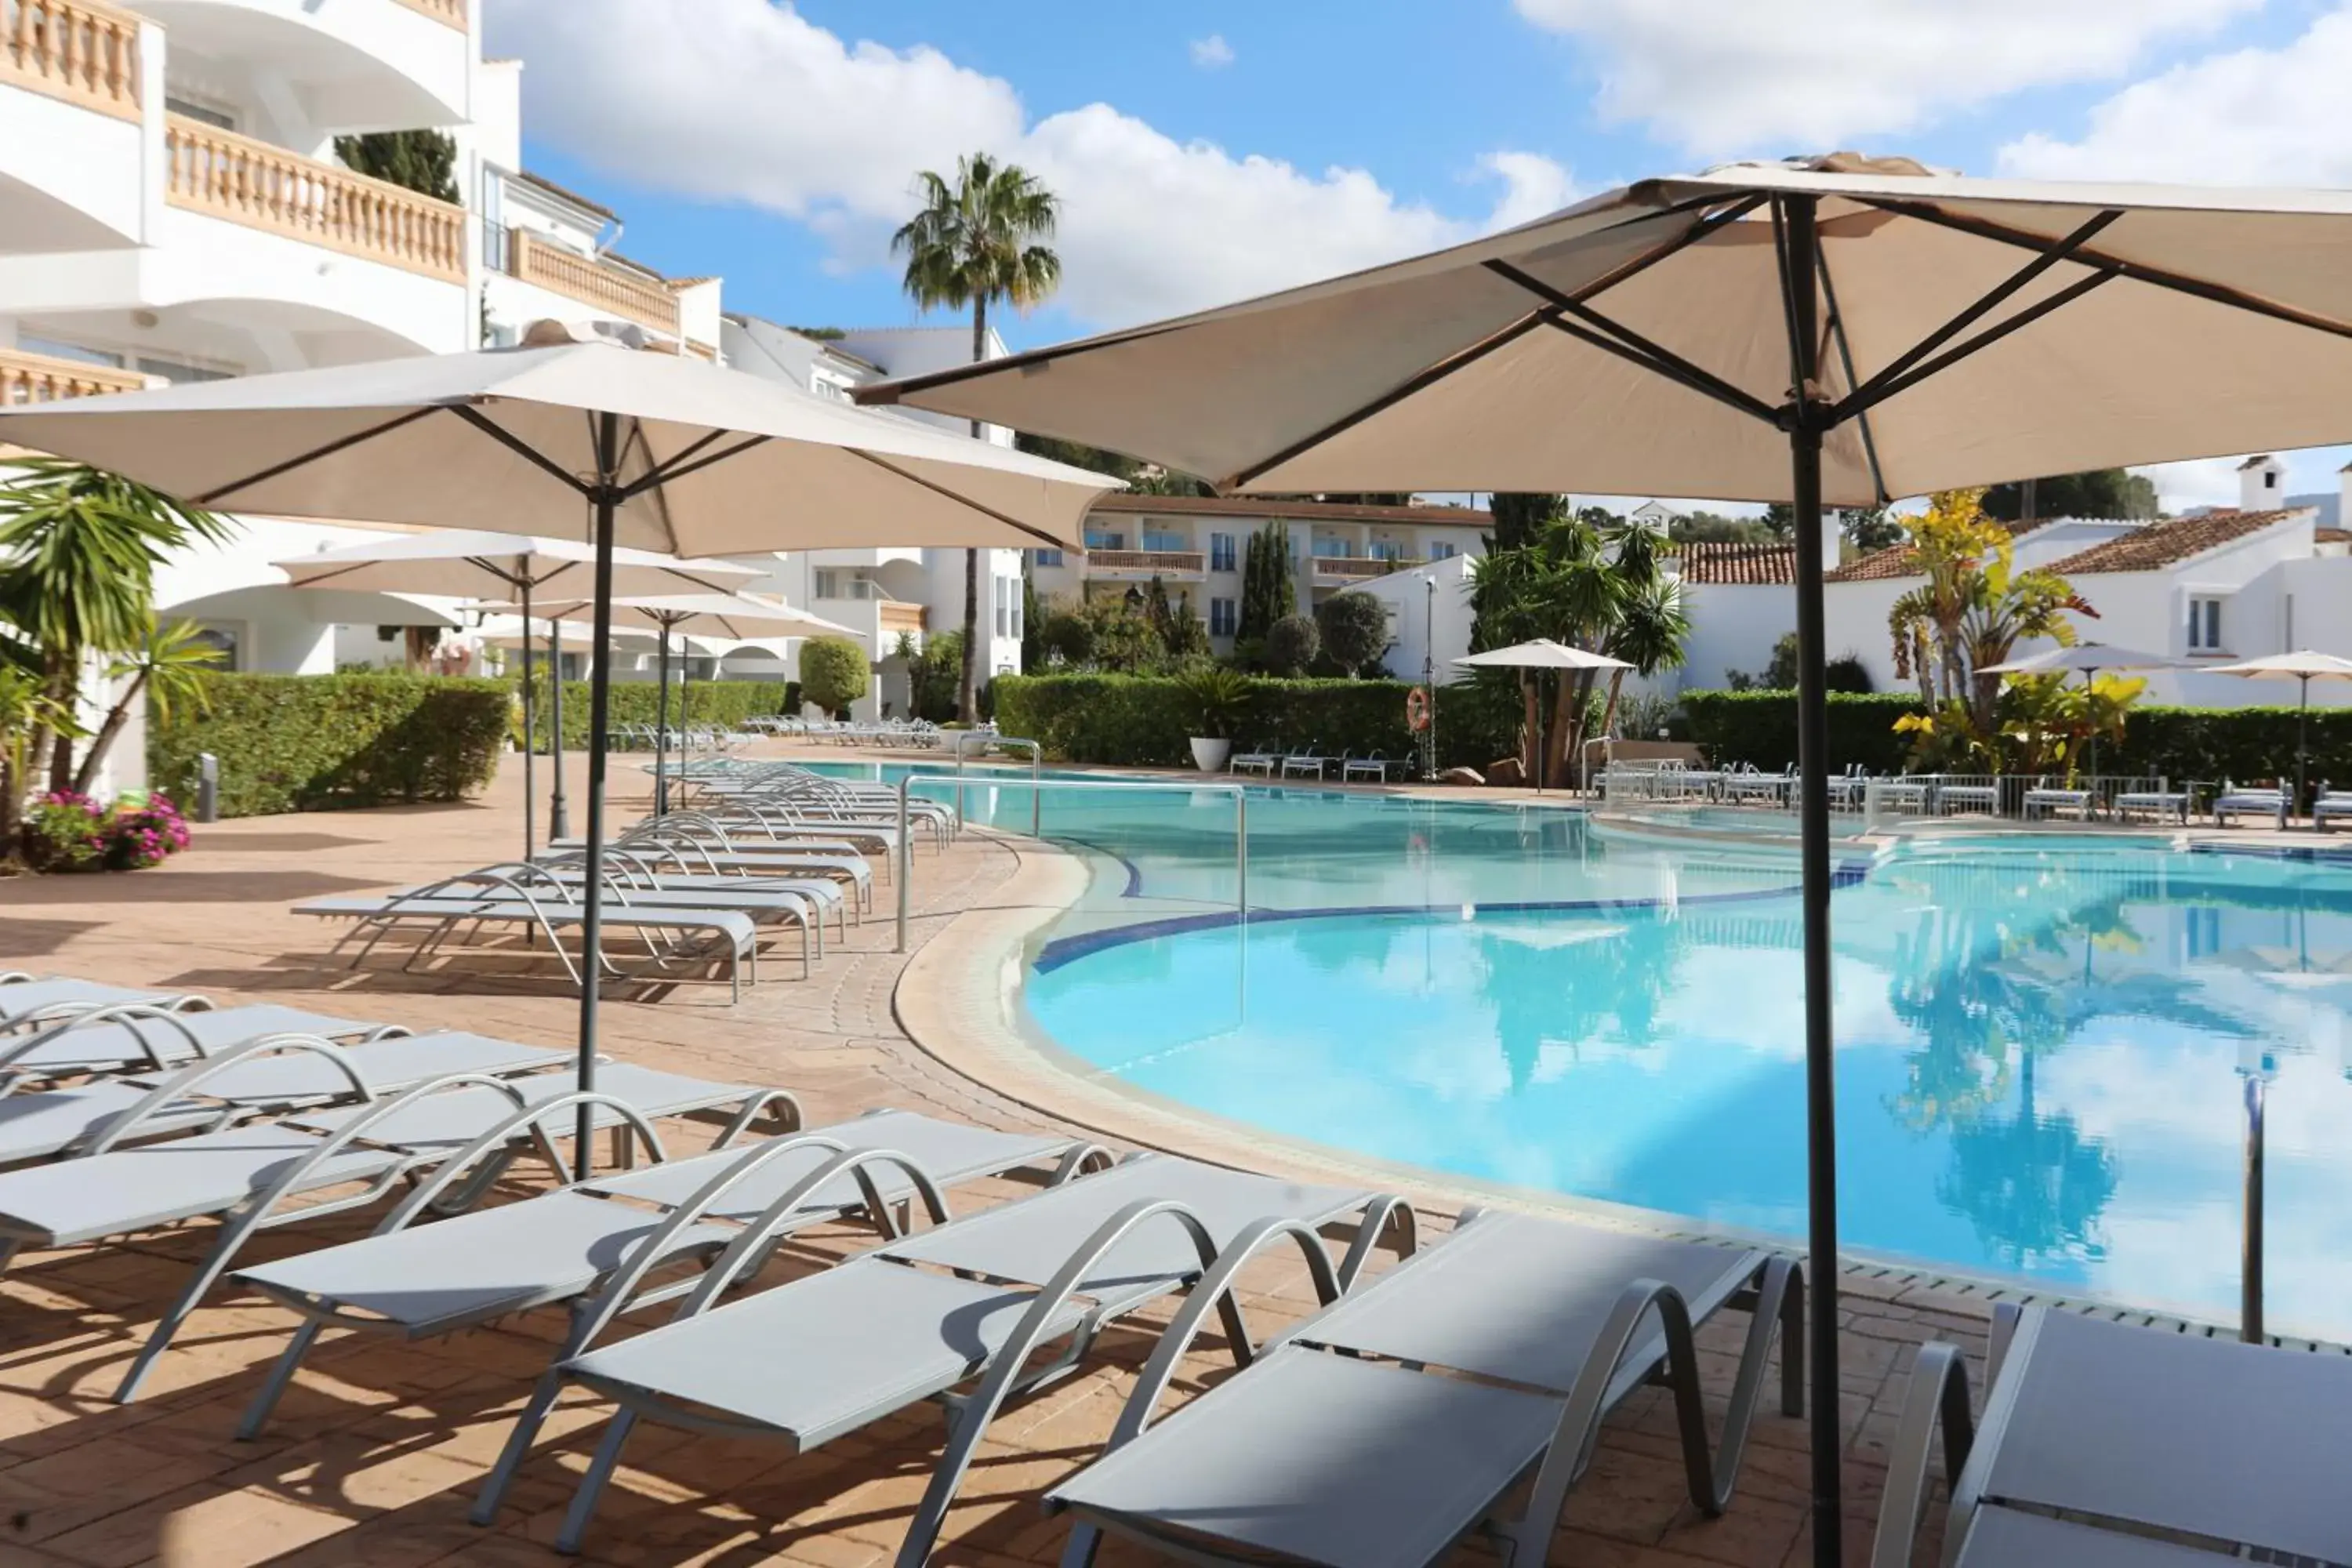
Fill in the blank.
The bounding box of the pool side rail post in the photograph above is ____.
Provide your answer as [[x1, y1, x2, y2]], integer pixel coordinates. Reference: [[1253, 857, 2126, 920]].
[[896, 775, 911, 954], [2243, 1068, 2267, 1344]]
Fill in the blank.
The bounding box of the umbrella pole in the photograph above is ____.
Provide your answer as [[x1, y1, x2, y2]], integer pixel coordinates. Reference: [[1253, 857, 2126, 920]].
[[2300, 675, 2310, 822], [574, 415, 621, 1181], [1780, 193, 1843, 1566], [549, 619, 569, 842], [655, 625, 673, 818], [521, 580, 536, 860]]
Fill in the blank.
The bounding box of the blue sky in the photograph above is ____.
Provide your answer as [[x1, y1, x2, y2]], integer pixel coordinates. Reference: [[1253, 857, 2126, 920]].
[[485, 0, 2352, 508]]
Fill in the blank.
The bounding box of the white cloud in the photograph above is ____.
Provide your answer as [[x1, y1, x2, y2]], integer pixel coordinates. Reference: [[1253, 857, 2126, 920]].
[[2000, 8, 2352, 183], [1189, 34, 1235, 70], [484, 0, 1574, 328], [1511, 0, 2259, 158]]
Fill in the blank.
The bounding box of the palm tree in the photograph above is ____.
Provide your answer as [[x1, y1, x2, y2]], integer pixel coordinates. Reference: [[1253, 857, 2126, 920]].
[[0, 459, 232, 793], [892, 154, 1062, 721]]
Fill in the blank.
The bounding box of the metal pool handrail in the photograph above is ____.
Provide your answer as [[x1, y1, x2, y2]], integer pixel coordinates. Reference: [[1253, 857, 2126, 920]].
[[894, 774, 1248, 953], [948, 732, 1044, 833]]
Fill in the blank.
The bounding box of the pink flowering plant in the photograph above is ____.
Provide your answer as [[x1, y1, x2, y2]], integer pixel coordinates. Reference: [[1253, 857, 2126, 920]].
[[104, 792, 190, 870], [24, 792, 108, 872]]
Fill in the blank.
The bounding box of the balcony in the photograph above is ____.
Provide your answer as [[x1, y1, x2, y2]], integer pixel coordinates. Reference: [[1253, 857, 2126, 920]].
[[1, 343, 147, 402], [878, 601, 927, 637], [2, 0, 143, 120], [496, 227, 681, 336], [164, 114, 465, 281], [389, 0, 463, 25], [1314, 555, 1412, 583], [1087, 548, 1207, 578]]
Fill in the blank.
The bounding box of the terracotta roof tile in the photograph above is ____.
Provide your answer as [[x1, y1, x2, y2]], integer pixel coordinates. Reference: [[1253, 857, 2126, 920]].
[[1671, 542, 1795, 585], [1824, 543, 1921, 583], [1091, 494, 1490, 527], [2040, 508, 2309, 575]]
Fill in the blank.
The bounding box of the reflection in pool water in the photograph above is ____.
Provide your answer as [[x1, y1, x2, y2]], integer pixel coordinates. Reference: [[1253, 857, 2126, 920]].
[[818, 765, 2352, 1338]]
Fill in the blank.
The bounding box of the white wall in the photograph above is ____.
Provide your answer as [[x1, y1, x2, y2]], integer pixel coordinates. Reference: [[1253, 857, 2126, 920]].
[[1357, 556, 1474, 682]]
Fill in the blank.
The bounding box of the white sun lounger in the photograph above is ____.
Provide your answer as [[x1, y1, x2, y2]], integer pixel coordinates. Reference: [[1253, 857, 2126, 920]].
[[2212, 786, 2288, 829], [232, 1109, 1106, 1441], [0, 1042, 789, 1403], [1873, 1304, 2352, 1567], [296, 885, 764, 994], [0, 977, 210, 1033], [496, 1152, 1415, 1558], [2022, 786, 2093, 820], [0, 1002, 404, 1087], [1051, 1210, 1802, 1568], [2113, 789, 2190, 825]]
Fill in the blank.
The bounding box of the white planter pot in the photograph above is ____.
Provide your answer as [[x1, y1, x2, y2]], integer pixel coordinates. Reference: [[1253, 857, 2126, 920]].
[[1190, 737, 1232, 773]]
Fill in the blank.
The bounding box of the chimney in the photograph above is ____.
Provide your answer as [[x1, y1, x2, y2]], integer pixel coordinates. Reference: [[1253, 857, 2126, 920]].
[[2239, 453, 2285, 513]]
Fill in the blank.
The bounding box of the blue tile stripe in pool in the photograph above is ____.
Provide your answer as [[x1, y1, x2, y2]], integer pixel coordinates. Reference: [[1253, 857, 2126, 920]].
[[1032, 862, 1874, 973]]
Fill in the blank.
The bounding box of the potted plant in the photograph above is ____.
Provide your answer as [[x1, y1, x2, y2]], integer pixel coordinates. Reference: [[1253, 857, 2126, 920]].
[[1176, 664, 1251, 771]]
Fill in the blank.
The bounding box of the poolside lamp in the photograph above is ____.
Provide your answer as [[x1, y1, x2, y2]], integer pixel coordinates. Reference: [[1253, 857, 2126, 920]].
[[867, 158, 2352, 1562]]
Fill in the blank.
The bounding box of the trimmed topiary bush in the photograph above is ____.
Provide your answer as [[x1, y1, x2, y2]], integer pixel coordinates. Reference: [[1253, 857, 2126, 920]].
[[1315, 591, 1391, 676], [1265, 615, 1319, 677], [148, 672, 513, 818], [798, 637, 868, 718]]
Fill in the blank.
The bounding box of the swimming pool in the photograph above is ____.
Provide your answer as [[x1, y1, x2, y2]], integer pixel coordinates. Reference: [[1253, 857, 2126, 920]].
[[819, 762, 2352, 1338]]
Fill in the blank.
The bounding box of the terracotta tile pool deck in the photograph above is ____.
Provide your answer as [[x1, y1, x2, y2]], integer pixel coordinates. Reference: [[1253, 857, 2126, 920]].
[[0, 750, 1987, 1567]]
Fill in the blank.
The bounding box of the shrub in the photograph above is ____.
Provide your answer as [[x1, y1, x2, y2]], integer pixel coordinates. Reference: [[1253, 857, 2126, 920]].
[[104, 792, 190, 869], [1316, 592, 1391, 676], [993, 673, 1520, 771], [23, 792, 108, 870], [797, 637, 868, 717], [149, 672, 512, 818], [1173, 664, 1252, 739], [1680, 690, 1925, 773], [515, 677, 797, 750], [1265, 615, 1319, 676]]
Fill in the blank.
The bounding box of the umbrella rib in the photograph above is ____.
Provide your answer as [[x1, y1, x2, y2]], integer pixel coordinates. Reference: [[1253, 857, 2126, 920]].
[[1839, 210, 2122, 414], [194, 405, 444, 506], [839, 448, 1069, 548], [618, 434, 771, 500], [1813, 245, 1890, 506], [1860, 198, 2352, 344], [448, 406, 597, 497], [1487, 260, 1780, 424], [1570, 194, 1769, 307], [1220, 307, 1557, 490], [1835, 267, 2118, 423]]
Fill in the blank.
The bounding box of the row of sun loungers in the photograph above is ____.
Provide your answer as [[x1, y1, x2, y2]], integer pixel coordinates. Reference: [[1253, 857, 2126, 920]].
[[1, 970, 1818, 1564], [746, 714, 949, 747], [292, 765, 949, 992], [1230, 740, 1403, 782], [15, 970, 2347, 1564]]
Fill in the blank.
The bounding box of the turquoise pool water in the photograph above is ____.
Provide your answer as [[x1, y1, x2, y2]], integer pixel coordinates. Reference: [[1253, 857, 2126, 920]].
[[816, 762, 2352, 1338]]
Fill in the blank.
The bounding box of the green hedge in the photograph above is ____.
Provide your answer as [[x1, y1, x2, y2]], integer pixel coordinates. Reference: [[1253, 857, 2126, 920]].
[[1680, 688, 2352, 785], [1680, 690, 1925, 772], [149, 673, 512, 818], [515, 678, 797, 750], [992, 673, 1521, 770]]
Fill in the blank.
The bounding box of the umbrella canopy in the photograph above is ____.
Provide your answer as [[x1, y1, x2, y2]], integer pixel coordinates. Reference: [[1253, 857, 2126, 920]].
[[2203, 652, 2352, 681], [470, 615, 676, 652], [274, 530, 760, 598], [0, 329, 1123, 1211], [1453, 638, 1632, 671], [0, 335, 1114, 553], [506, 591, 858, 643], [863, 154, 2352, 1565], [1977, 641, 2173, 676], [862, 155, 2352, 508]]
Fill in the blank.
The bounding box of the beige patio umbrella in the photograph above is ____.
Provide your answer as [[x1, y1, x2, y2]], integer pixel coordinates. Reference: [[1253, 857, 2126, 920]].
[[862, 154, 2352, 1559], [1453, 639, 1632, 790], [0, 325, 1120, 1186], [2202, 651, 2352, 810], [274, 531, 760, 855], [487, 591, 859, 812], [1978, 641, 2175, 779]]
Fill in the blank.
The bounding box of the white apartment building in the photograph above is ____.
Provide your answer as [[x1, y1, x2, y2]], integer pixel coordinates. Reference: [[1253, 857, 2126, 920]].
[[0, 0, 739, 792], [721, 312, 1027, 719], [1031, 494, 1490, 657]]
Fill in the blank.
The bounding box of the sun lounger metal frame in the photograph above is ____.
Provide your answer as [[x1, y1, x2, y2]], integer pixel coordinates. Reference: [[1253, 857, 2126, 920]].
[[2212, 786, 2289, 829], [1279, 742, 1330, 780], [503, 1153, 1415, 1559], [1341, 751, 1399, 782], [2113, 789, 2190, 825], [1051, 1208, 1802, 1568], [233, 1109, 1102, 1443], [1873, 1302, 2352, 1567], [298, 865, 768, 993], [2021, 786, 2094, 821], [1229, 741, 1277, 776], [0, 977, 212, 1034]]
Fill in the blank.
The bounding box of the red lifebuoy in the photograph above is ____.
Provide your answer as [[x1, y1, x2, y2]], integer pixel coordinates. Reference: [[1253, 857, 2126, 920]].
[[1405, 686, 1431, 732]]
